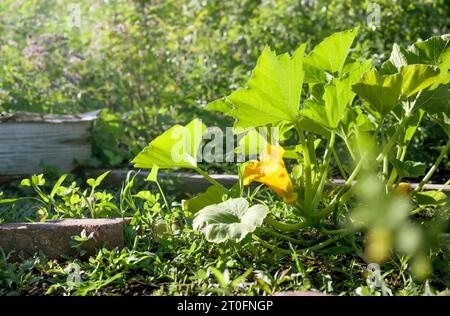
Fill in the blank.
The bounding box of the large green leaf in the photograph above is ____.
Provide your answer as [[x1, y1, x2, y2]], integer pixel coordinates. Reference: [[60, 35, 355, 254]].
[[382, 35, 450, 72], [414, 190, 448, 206], [216, 44, 306, 130], [352, 69, 401, 118], [300, 99, 328, 129], [297, 116, 330, 137], [391, 159, 426, 179], [193, 198, 268, 243], [182, 185, 228, 214], [339, 107, 376, 138], [352, 65, 440, 118], [132, 119, 206, 169], [400, 65, 441, 99], [413, 35, 450, 66], [404, 109, 425, 143], [430, 111, 450, 137], [301, 61, 370, 130], [380, 44, 415, 74], [304, 63, 327, 84], [304, 28, 359, 75], [381, 35, 450, 113], [205, 98, 233, 115], [416, 83, 449, 114]]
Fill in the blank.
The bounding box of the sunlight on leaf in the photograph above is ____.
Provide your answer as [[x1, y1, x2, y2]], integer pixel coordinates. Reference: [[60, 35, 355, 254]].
[[304, 28, 359, 75], [211, 44, 306, 130], [193, 198, 268, 243], [182, 185, 228, 214], [352, 65, 440, 118], [132, 119, 206, 169]]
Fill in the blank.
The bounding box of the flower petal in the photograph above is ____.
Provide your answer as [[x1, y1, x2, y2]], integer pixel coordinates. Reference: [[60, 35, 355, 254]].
[[243, 144, 297, 204]]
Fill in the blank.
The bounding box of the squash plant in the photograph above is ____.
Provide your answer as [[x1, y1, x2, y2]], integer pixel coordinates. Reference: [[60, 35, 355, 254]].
[[133, 30, 449, 264]]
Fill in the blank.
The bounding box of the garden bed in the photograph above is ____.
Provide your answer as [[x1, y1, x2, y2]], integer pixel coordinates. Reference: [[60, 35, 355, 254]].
[[0, 111, 99, 176], [1, 24, 449, 297], [0, 218, 128, 260], [86, 169, 450, 193]]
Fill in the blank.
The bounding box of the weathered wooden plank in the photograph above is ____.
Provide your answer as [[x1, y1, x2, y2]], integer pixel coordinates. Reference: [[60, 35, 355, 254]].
[[0, 122, 92, 175], [0, 111, 98, 175], [0, 110, 100, 123]]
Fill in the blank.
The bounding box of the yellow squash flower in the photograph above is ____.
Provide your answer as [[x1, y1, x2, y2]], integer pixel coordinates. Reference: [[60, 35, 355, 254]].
[[394, 182, 413, 196], [243, 144, 298, 204]]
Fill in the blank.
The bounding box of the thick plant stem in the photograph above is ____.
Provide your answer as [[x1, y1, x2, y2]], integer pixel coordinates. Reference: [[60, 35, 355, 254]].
[[439, 179, 450, 192], [383, 155, 389, 193], [376, 112, 412, 163], [194, 167, 228, 192], [388, 113, 415, 188], [311, 132, 336, 211], [414, 138, 450, 193], [314, 132, 336, 193], [312, 132, 336, 211], [264, 216, 308, 232], [315, 157, 364, 219], [332, 147, 348, 179], [320, 227, 349, 235], [387, 169, 399, 189], [295, 122, 313, 217], [382, 156, 388, 180], [252, 234, 279, 251], [257, 227, 312, 246], [343, 135, 356, 160]]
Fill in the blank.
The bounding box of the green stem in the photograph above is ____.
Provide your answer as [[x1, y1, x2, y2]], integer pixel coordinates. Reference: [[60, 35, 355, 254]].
[[383, 155, 389, 190], [318, 115, 418, 219], [257, 227, 312, 246], [343, 135, 356, 160], [252, 234, 279, 252], [156, 180, 171, 213], [194, 167, 228, 192], [314, 132, 336, 193], [320, 227, 350, 235], [439, 179, 450, 192], [295, 122, 313, 217], [414, 138, 450, 193], [252, 232, 349, 254], [332, 147, 348, 179], [316, 157, 364, 219], [387, 169, 398, 189], [264, 216, 308, 232], [311, 132, 336, 212], [388, 113, 414, 189], [375, 112, 412, 163], [410, 205, 429, 216]]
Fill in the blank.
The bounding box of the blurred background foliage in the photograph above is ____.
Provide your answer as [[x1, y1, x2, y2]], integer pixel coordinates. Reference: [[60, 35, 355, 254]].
[[0, 0, 448, 171]]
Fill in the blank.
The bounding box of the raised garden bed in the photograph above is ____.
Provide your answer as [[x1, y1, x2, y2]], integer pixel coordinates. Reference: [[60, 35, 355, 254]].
[[0, 218, 128, 260], [0, 111, 99, 176]]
